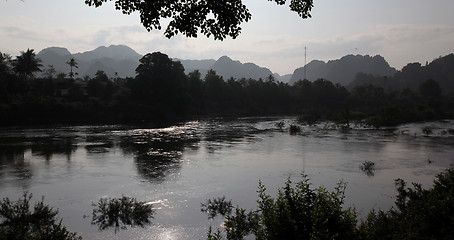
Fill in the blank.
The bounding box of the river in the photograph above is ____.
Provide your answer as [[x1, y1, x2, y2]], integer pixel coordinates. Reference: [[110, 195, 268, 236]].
[[1, 117, 453, 239]]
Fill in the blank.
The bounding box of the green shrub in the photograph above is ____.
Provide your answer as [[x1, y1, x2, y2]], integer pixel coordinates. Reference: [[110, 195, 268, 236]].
[[207, 174, 359, 240], [422, 126, 433, 134], [360, 161, 376, 176], [360, 168, 454, 240], [289, 125, 301, 135], [274, 121, 285, 131], [0, 192, 81, 240], [207, 169, 454, 240], [201, 196, 233, 219]]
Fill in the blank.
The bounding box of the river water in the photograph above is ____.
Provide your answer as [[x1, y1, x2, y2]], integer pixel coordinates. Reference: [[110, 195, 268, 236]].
[[1, 117, 454, 239]]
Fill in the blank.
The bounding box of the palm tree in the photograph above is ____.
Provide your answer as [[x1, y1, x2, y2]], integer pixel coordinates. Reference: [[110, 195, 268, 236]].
[[12, 49, 42, 79], [0, 52, 12, 75], [66, 57, 78, 79]]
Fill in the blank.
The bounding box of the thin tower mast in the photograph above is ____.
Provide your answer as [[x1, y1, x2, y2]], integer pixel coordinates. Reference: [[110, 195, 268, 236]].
[[304, 46, 307, 80]]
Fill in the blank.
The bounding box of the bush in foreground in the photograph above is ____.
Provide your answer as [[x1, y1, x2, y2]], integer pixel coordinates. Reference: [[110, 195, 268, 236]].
[[0, 192, 81, 240], [207, 169, 454, 240], [207, 174, 358, 240], [360, 168, 454, 240]]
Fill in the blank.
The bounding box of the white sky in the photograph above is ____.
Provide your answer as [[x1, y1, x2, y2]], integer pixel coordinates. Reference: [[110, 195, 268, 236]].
[[1, 0, 454, 75]]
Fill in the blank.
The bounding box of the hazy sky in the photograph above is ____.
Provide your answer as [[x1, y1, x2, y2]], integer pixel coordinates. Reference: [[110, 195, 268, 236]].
[[1, 0, 454, 75]]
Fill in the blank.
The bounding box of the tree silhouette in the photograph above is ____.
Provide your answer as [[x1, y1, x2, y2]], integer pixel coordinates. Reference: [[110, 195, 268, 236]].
[[0, 52, 12, 76], [12, 49, 42, 79], [66, 58, 79, 79], [44, 65, 57, 79], [131, 52, 188, 116], [84, 0, 314, 40], [419, 79, 441, 99], [87, 70, 112, 99]]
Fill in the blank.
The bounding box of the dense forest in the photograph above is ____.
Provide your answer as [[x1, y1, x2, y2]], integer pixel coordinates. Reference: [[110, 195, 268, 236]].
[[1, 50, 453, 126]]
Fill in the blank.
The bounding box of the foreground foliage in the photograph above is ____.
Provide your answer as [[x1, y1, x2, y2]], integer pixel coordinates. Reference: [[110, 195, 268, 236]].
[[201, 196, 233, 219], [360, 168, 454, 240], [206, 169, 454, 240], [0, 192, 81, 240], [84, 0, 313, 40], [207, 174, 358, 240]]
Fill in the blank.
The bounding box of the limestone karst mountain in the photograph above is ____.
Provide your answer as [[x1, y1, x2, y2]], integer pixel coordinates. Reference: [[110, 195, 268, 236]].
[[289, 54, 397, 86], [37, 45, 141, 78], [38, 46, 284, 81], [38, 45, 411, 88]]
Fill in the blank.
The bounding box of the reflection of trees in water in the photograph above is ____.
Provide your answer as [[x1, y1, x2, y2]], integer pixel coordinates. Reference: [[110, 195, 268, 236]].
[[0, 121, 267, 186], [91, 196, 154, 233], [0, 144, 32, 182], [202, 120, 262, 153], [119, 128, 201, 182], [0, 134, 79, 188], [84, 135, 115, 154], [30, 136, 77, 161]]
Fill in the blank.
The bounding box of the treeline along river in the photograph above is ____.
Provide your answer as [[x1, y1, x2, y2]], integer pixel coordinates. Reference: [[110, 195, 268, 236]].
[[1, 117, 454, 239]]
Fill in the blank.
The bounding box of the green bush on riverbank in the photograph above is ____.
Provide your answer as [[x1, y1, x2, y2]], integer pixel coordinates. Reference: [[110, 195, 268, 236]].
[[0, 193, 81, 240], [206, 168, 454, 240]]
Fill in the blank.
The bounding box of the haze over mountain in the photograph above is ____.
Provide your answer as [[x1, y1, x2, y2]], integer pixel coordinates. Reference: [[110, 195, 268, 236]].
[[37, 45, 286, 81], [38, 45, 445, 90], [211, 56, 274, 80], [176, 56, 290, 82], [37, 45, 141, 78], [174, 58, 216, 76], [349, 53, 454, 93], [289, 55, 397, 86]]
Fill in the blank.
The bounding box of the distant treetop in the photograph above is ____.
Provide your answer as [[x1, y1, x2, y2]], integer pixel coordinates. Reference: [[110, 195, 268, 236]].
[[84, 0, 314, 40]]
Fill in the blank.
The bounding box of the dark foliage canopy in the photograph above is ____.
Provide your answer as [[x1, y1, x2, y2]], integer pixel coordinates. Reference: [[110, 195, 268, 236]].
[[0, 192, 81, 240], [12, 49, 42, 79], [84, 0, 314, 40]]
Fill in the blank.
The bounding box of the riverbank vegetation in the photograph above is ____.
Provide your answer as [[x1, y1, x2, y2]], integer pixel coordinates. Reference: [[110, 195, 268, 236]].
[[1, 50, 453, 126], [0, 192, 81, 240], [1, 169, 453, 239], [205, 168, 454, 240]]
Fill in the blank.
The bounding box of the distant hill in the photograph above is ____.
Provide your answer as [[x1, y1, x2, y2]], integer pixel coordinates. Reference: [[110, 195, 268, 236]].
[[276, 73, 292, 83], [37, 46, 282, 81], [289, 54, 397, 86], [210, 56, 274, 80], [37, 48, 75, 75], [39, 47, 71, 56], [37, 45, 141, 78], [39, 46, 427, 88], [349, 53, 454, 94], [173, 58, 216, 77], [73, 45, 142, 63], [175, 56, 288, 82]]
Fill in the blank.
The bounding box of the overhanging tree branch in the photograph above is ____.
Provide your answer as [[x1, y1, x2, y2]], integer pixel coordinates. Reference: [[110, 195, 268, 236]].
[[84, 0, 314, 40]]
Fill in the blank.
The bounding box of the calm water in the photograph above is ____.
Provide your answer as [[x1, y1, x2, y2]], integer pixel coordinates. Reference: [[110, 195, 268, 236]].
[[1, 117, 454, 239]]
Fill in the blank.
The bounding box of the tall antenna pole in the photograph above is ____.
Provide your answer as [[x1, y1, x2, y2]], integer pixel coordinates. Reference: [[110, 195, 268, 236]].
[[304, 46, 307, 80]]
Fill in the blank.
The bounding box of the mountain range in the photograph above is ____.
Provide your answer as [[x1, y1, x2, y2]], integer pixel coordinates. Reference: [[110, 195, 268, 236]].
[[348, 54, 454, 93], [37, 45, 141, 78], [289, 55, 397, 85], [36, 45, 420, 87], [37, 45, 291, 82]]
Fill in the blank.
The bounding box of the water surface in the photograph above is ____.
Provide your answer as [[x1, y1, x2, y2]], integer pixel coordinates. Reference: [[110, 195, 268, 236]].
[[1, 117, 453, 239]]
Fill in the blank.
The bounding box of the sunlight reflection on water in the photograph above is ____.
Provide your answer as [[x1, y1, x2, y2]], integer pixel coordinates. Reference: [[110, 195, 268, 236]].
[[1, 118, 454, 239]]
